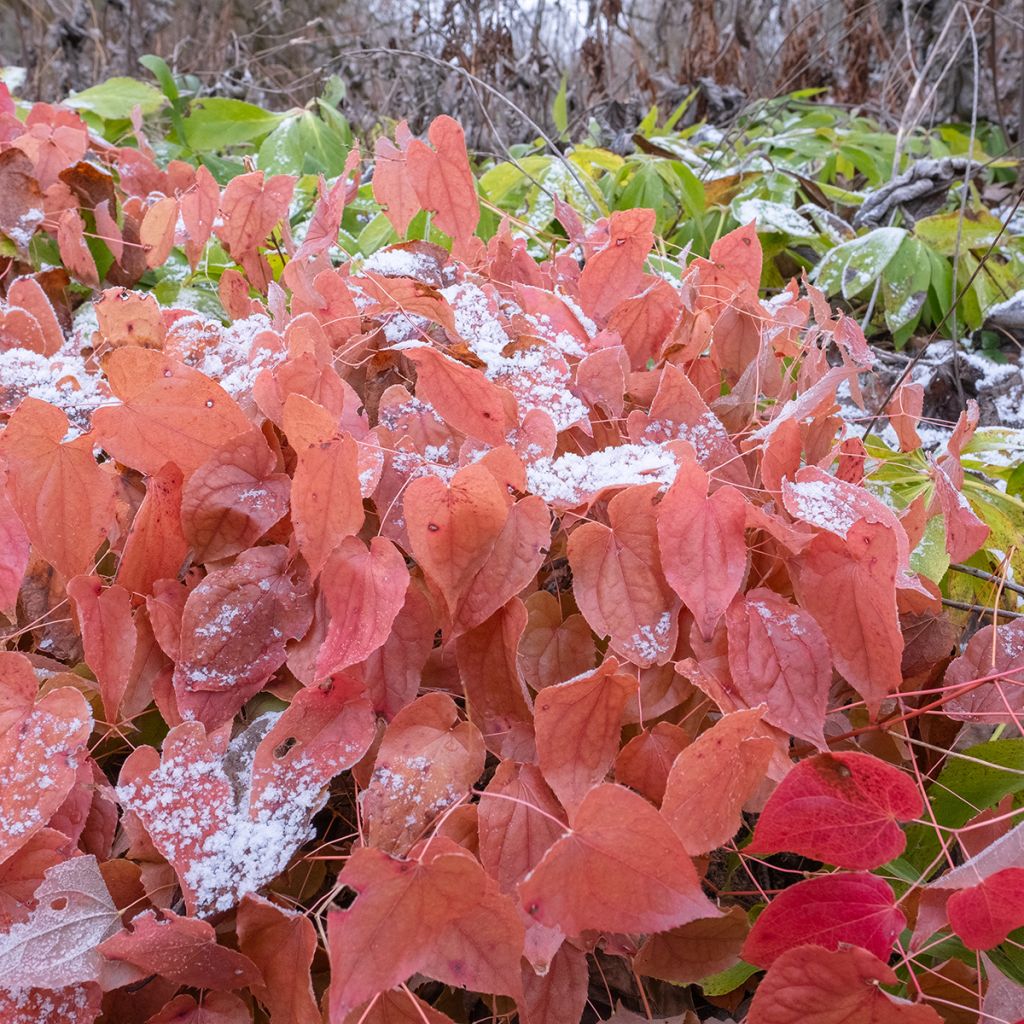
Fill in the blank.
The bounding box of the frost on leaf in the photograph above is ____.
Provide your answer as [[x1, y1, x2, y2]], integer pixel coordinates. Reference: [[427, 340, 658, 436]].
[[172, 544, 312, 729], [361, 692, 486, 856], [0, 855, 119, 993], [117, 678, 374, 916], [0, 683, 93, 865], [0, 855, 117, 1024]]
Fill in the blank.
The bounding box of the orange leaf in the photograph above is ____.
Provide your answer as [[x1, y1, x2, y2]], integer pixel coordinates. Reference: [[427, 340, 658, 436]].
[[518, 783, 716, 935], [92, 348, 252, 478], [534, 661, 637, 814], [0, 397, 116, 580]]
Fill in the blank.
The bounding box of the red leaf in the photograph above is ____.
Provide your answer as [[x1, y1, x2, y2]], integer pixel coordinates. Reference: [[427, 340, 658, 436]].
[[372, 124, 420, 237], [118, 678, 373, 915], [534, 660, 636, 814], [315, 536, 409, 678], [405, 345, 515, 447], [519, 943, 588, 1024], [518, 591, 596, 692], [660, 707, 776, 855], [56, 208, 98, 286], [92, 348, 252, 478], [214, 171, 294, 289], [0, 397, 116, 580], [454, 599, 535, 759], [635, 905, 748, 985], [180, 430, 290, 563], [361, 692, 485, 855], [944, 618, 1024, 724], [451, 494, 549, 636], [724, 589, 832, 749], [0, 685, 92, 864], [179, 164, 219, 269], [115, 463, 189, 597], [747, 751, 923, 869], [742, 873, 905, 967], [0, 486, 30, 615], [614, 722, 690, 804], [946, 867, 1024, 949], [567, 483, 680, 668], [173, 545, 311, 728], [748, 945, 942, 1024], [344, 990, 456, 1024], [236, 894, 319, 1024], [657, 457, 747, 641], [419, 869, 525, 1000], [296, 149, 360, 260], [929, 457, 989, 563], [358, 577, 436, 719], [68, 575, 137, 722], [284, 393, 364, 577], [326, 844, 486, 1017], [99, 908, 262, 990], [140, 196, 178, 269], [145, 993, 251, 1024], [405, 116, 479, 243], [791, 520, 904, 715], [479, 760, 567, 893], [578, 209, 656, 322], [518, 783, 716, 935], [6, 277, 63, 356], [404, 464, 509, 621]]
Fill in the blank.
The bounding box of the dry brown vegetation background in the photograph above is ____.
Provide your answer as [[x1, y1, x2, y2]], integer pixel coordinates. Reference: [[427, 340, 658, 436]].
[[2, 0, 1023, 145]]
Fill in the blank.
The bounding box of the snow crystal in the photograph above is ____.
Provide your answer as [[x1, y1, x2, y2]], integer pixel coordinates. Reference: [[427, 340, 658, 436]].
[[116, 715, 328, 917], [194, 313, 285, 398], [440, 281, 589, 432], [362, 248, 438, 283], [526, 443, 679, 505], [629, 611, 674, 663], [0, 349, 114, 438], [784, 477, 858, 536]]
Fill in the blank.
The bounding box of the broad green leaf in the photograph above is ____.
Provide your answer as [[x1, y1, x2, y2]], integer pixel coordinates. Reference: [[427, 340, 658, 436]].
[[915, 209, 1004, 256], [259, 111, 349, 176], [909, 515, 949, 584], [552, 76, 569, 135], [65, 77, 165, 120], [814, 226, 906, 300], [184, 98, 286, 152], [733, 198, 817, 238], [882, 236, 931, 334], [904, 739, 1024, 873]]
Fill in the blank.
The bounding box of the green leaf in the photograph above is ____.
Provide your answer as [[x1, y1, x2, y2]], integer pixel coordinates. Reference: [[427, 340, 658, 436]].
[[733, 198, 817, 238], [258, 111, 349, 177], [882, 236, 931, 334], [698, 960, 759, 996], [65, 77, 166, 121], [183, 98, 285, 153], [814, 226, 906, 300], [914, 209, 1004, 256], [904, 739, 1024, 873], [138, 55, 180, 104], [909, 515, 949, 583], [552, 76, 569, 136]]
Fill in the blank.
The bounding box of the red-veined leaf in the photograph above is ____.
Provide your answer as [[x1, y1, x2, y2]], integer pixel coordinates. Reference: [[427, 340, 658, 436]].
[[747, 751, 923, 869], [518, 783, 717, 935]]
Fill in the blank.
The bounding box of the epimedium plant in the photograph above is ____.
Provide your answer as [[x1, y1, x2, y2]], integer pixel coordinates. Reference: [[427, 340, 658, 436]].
[[31, 64, 1024, 352], [0, 82, 1022, 1024]]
